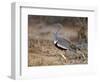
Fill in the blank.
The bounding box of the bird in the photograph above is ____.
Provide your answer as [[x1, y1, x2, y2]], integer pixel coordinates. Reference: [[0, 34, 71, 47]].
[[53, 24, 72, 63], [53, 24, 86, 62], [53, 32, 71, 51]]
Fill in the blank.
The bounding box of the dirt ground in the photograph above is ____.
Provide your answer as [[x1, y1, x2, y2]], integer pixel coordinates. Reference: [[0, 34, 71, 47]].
[[28, 15, 88, 66]]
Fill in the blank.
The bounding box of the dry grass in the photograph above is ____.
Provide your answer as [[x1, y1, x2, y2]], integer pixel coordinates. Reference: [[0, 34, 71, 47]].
[[28, 39, 88, 66]]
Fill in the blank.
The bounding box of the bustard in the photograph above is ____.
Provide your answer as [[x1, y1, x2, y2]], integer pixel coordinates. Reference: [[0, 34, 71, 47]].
[[53, 24, 86, 62], [53, 24, 72, 63]]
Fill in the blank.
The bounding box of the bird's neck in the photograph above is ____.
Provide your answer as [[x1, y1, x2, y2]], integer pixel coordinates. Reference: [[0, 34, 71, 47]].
[[54, 40, 58, 44]]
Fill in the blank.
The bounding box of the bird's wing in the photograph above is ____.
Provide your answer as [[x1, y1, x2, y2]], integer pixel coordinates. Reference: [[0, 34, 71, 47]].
[[59, 37, 70, 44]]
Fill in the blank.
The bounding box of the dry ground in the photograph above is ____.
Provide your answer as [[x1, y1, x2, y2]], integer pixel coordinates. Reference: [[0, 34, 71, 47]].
[[28, 39, 87, 66]]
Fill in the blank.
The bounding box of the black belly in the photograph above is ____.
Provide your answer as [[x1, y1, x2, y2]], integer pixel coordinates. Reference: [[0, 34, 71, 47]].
[[55, 42, 67, 50]]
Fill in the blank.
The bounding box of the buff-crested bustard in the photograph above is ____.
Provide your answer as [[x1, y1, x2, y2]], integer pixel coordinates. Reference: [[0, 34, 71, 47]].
[[53, 24, 86, 62], [53, 24, 73, 63]]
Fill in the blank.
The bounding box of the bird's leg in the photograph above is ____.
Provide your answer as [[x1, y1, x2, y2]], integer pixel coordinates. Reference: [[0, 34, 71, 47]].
[[60, 50, 68, 63]]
